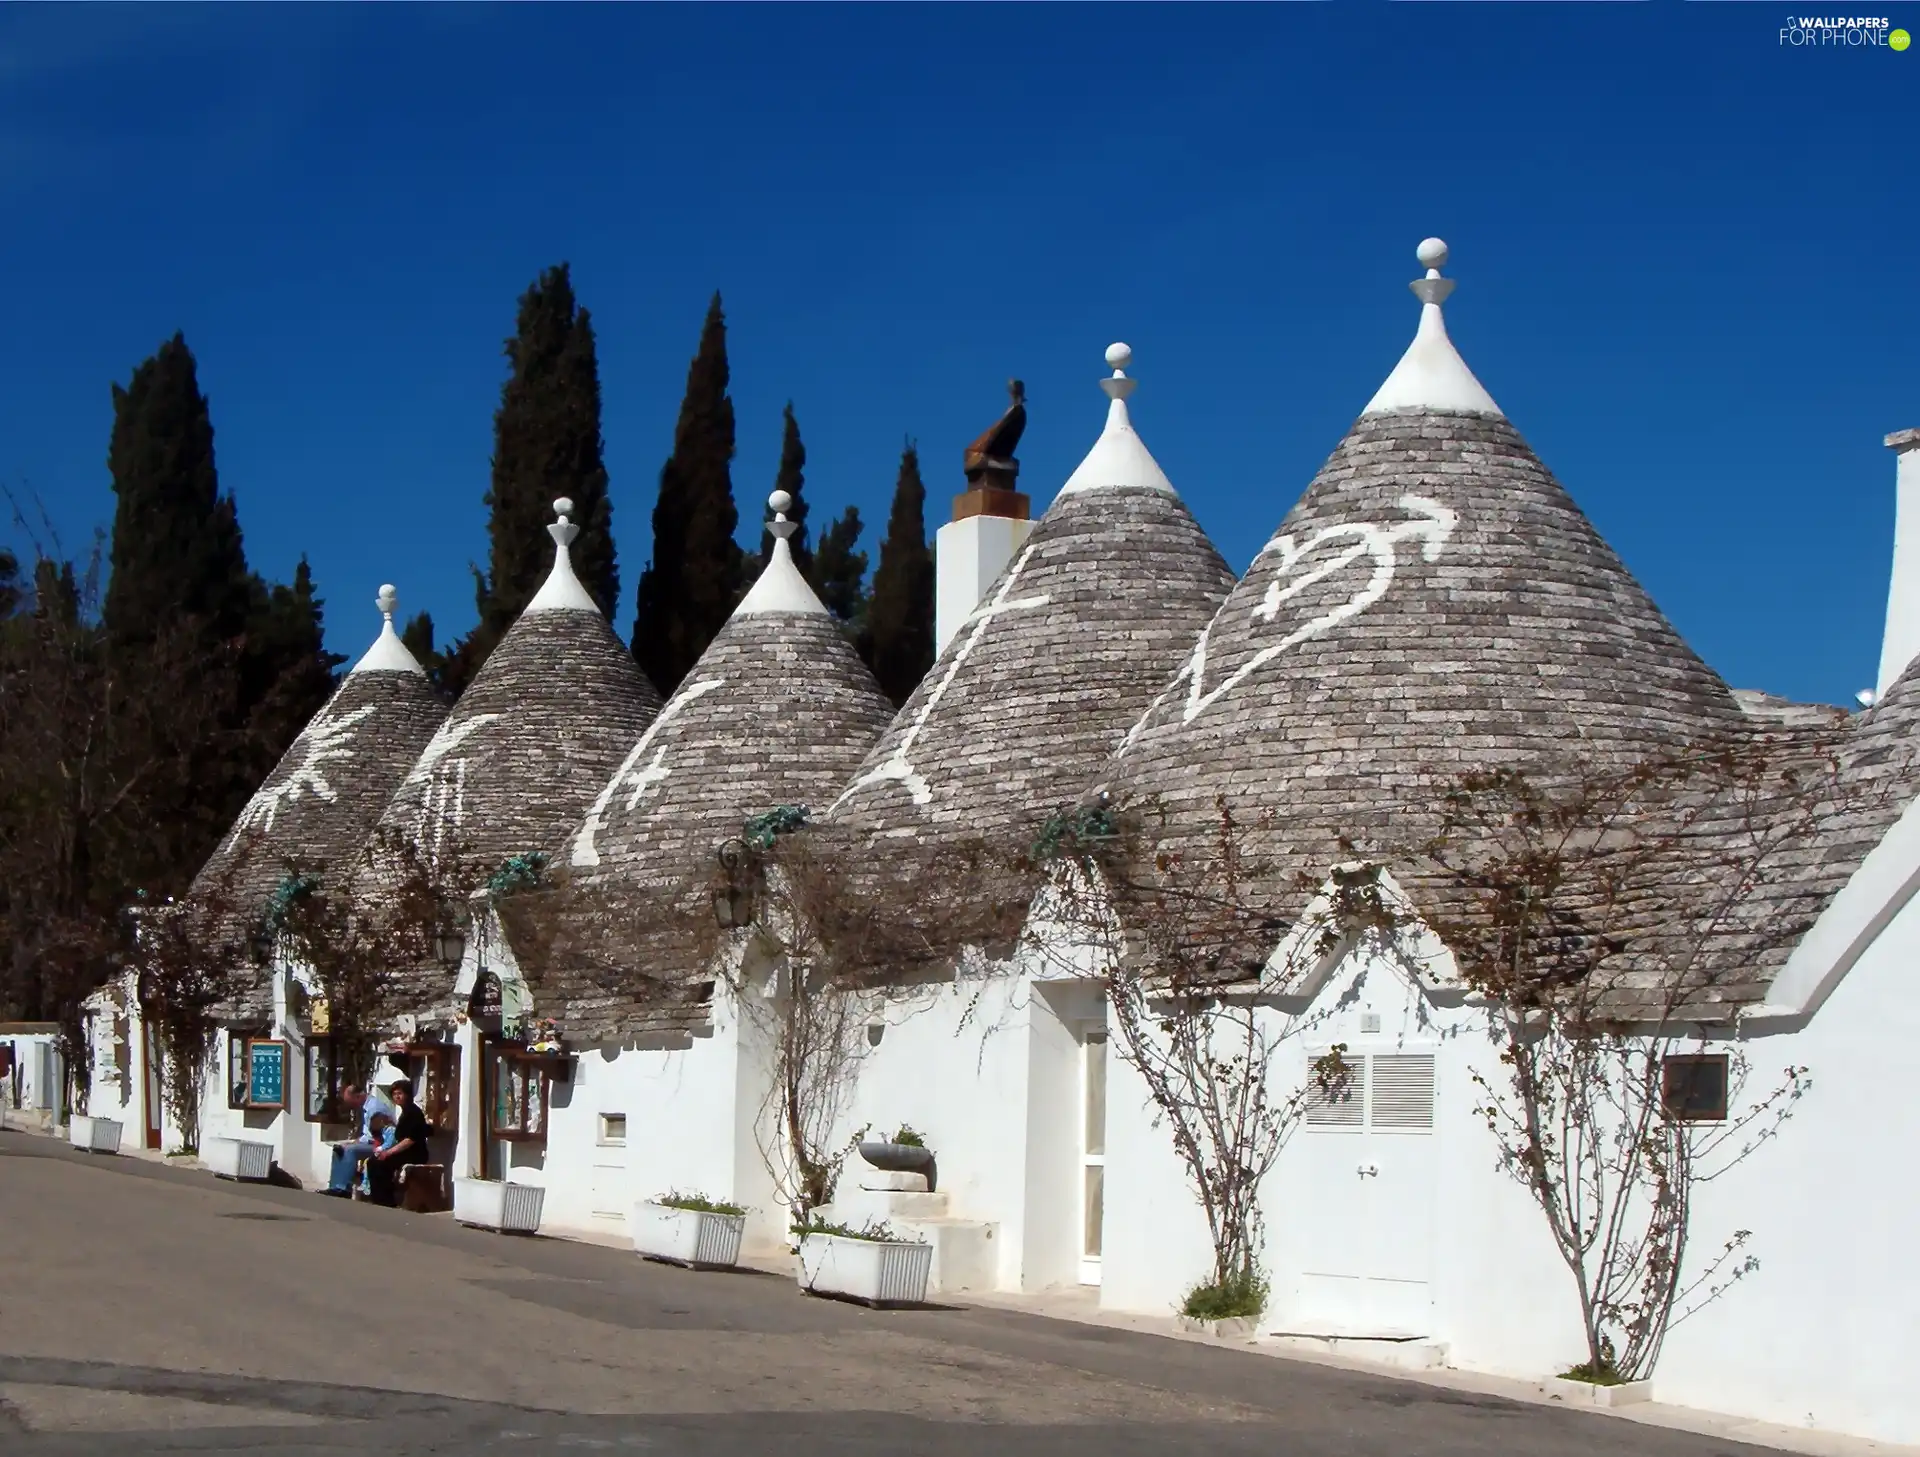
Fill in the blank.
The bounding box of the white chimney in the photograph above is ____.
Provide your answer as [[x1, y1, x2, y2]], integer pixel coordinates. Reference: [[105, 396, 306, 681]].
[[1876, 428, 1920, 697], [935, 381, 1034, 657]]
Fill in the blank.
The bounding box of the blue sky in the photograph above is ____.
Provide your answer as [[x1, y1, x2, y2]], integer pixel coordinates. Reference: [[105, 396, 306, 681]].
[[0, 3, 1911, 706]]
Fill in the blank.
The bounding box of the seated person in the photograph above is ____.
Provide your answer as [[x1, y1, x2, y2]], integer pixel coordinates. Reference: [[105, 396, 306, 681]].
[[357, 1112, 396, 1199], [365, 1077, 431, 1209], [324, 1081, 394, 1197]]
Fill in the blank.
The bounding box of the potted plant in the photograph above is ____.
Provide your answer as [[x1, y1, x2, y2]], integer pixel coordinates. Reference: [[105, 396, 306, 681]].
[[1175, 1271, 1267, 1341], [633, 1192, 748, 1269], [794, 1216, 934, 1306], [856, 1124, 936, 1188], [1543, 1360, 1654, 1408], [67, 1114, 124, 1155], [454, 1175, 546, 1235]]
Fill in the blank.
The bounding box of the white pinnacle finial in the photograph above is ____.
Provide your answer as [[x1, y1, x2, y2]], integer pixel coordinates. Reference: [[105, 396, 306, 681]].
[[1360, 236, 1502, 418], [349, 581, 425, 675], [1058, 340, 1175, 497], [526, 496, 596, 613], [1410, 237, 1455, 307], [734, 489, 826, 616]]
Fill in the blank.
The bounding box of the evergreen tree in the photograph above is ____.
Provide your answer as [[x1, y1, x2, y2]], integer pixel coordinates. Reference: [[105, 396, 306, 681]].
[[759, 402, 813, 582], [443, 263, 614, 695], [0, 548, 19, 620], [401, 611, 436, 665], [633, 292, 741, 694], [242, 558, 343, 756], [811, 506, 868, 627], [102, 333, 252, 646], [864, 442, 936, 707], [100, 333, 337, 898]]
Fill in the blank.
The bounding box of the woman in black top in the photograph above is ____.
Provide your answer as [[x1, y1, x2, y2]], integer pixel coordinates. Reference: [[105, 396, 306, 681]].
[[366, 1077, 431, 1208]]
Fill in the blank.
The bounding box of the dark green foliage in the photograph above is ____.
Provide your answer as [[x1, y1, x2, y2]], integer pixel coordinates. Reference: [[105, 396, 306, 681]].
[[400, 611, 436, 671], [443, 263, 615, 696], [241, 558, 345, 768], [863, 442, 935, 707], [759, 402, 813, 582], [97, 334, 338, 903], [812, 505, 868, 627], [1180, 1271, 1269, 1321], [633, 292, 742, 695], [657, 1191, 746, 1216], [102, 333, 251, 645], [0, 549, 21, 619]]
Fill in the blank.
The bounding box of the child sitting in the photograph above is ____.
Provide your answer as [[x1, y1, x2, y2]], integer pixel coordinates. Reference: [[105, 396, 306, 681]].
[[358, 1112, 396, 1199]]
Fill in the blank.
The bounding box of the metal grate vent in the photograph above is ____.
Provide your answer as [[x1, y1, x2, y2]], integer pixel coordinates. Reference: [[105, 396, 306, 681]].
[[1368, 1054, 1436, 1132], [1305, 1057, 1364, 1129]]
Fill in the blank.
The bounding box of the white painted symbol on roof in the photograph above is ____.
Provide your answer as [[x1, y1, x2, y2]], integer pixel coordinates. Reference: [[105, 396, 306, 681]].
[[404, 711, 504, 849], [226, 703, 381, 848], [832, 542, 1052, 812], [1118, 495, 1457, 751], [570, 679, 726, 868]]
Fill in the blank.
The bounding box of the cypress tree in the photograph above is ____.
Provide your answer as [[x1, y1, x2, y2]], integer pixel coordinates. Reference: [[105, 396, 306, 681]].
[[633, 292, 741, 694], [864, 442, 936, 707], [102, 333, 252, 646], [401, 611, 436, 665], [443, 263, 614, 695], [759, 403, 813, 582], [811, 506, 868, 627], [242, 558, 343, 758], [0, 549, 19, 620]]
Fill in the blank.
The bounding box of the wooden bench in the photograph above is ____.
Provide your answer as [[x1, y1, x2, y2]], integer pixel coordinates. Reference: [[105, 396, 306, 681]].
[[398, 1163, 451, 1214]]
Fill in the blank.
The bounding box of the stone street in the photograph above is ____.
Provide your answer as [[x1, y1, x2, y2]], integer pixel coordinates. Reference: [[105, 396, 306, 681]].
[[0, 1131, 1769, 1456]]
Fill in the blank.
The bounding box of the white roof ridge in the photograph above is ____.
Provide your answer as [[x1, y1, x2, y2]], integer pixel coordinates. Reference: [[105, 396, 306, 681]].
[[524, 497, 603, 615], [348, 584, 427, 676], [1056, 343, 1178, 498], [734, 490, 830, 618], [1361, 238, 1503, 419]]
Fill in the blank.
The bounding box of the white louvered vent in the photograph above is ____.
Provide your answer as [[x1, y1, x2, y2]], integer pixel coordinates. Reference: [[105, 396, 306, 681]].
[[1305, 1058, 1364, 1130], [1368, 1054, 1436, 1132]]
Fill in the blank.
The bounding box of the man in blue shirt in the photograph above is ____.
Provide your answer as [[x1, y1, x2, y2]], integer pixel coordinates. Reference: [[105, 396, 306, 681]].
[[324, 1079, 395, 1196]]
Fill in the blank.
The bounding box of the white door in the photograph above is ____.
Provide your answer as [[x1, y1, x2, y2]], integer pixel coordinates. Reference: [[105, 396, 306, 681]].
[[1291, 1050, 1438, 1337], [1079, 1029, 1107, 1286]]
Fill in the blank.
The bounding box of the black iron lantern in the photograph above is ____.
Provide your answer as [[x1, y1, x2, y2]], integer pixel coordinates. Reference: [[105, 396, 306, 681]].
[[712, 838, 753, 929], [434, 907, 469, 967], [248, 927, 275, 966]]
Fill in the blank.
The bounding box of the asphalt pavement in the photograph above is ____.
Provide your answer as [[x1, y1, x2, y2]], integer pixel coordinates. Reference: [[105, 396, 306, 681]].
[[0, 1130, 1772, 1456]]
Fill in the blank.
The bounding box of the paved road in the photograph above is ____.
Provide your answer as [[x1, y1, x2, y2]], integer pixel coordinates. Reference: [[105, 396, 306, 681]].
[[0, 1131, 1767, 1456]]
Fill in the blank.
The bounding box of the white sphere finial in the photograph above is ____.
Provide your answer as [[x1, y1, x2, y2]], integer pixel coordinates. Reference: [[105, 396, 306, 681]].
[[1416, 237, 1449, 271], [553, 497, 575, 521], [1105, 342, 1132, 371], [768, 489, 792, 517], [376, 584, 398, 617]]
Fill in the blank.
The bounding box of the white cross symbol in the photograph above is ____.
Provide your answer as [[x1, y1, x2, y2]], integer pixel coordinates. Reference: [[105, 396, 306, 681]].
[[570, 679, 725, 867], [834, 541, 1052, 811]]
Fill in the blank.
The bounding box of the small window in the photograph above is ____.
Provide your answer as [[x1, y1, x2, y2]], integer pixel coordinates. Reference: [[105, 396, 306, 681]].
[[1662, 1054, 1728, 1123], [598, 1113, 627, 1146]]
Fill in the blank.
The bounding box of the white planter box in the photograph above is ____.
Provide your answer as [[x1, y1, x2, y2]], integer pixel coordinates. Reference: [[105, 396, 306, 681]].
[[1177, 1314, 1260, 1340], [796, 1233, 933, 1306], [68, 1116, 124, 1155], [633, 1201, 746, 1268], [455, 1177, 545, 1234], [1543, 1376, 1653, 1408], [204, 1137, 274, 1182]]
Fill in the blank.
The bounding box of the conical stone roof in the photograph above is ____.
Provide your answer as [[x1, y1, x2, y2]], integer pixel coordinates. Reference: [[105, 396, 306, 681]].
[[536, 492, 895, 1038], [374, 500, 662, 876], [828, 345, 1235, 851], [197, 586, 447, 1019], [1108, 239, 1746, 909]]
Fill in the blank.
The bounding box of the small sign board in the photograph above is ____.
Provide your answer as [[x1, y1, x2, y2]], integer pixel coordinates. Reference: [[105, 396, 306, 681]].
[[468, 972, 503, 1034], [248, 1039, 287, 1110]]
